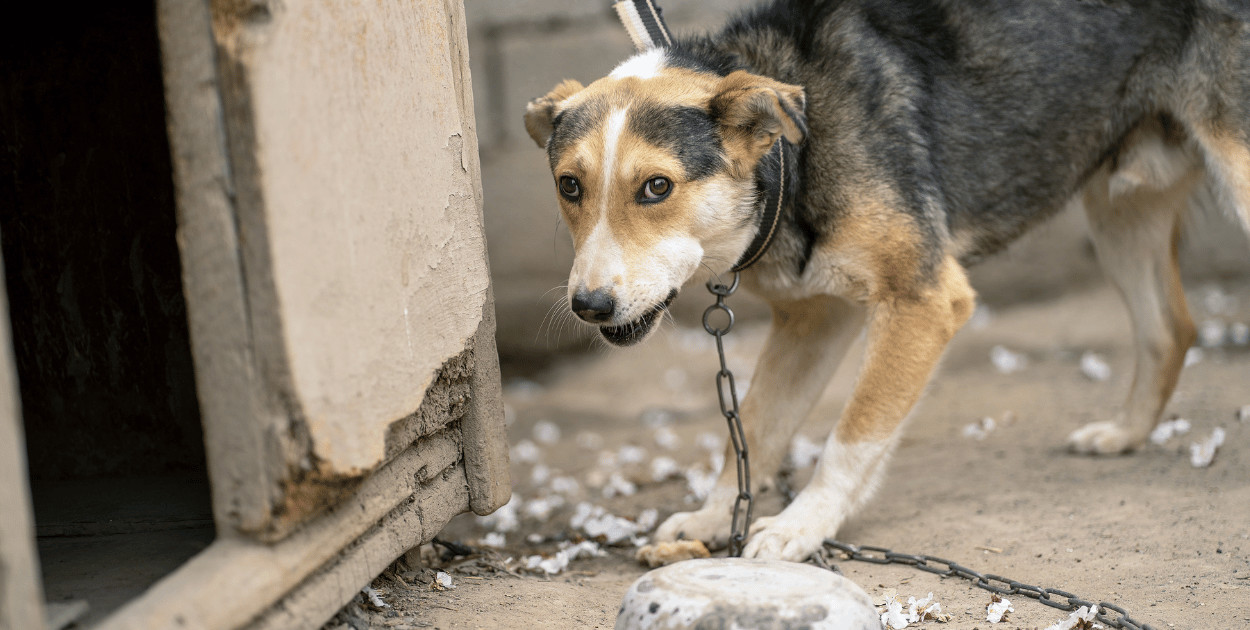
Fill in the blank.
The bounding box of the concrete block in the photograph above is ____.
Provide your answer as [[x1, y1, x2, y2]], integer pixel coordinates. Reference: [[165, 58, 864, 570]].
[[497, 24, 634, 146], [466, 0, 609, 30]]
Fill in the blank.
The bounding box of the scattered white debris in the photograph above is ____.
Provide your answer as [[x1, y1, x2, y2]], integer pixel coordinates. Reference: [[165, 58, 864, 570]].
[[641, 408, 674, 427], [550, 475, 581, 495], [962, 416, 997, 440], [435, 571, 456, 590], [986, 596, 1013, 623], [1200, 285, 1237, 316], [522, 495, 564, 520], [533, 420, 561, 445], [523, 540, 605, 575], [1150, 417, 1192, 445], [990, 345, 1028, 374], [531, 464, 552, 486], [636, 508, 658, 532], [362, 585, 390, 606], [1190, 427, 1226, 468], [1079, 351, 1112, 382], [476, 493, 521, 532], [878, 592, 948, 629], [570, 503, 645, 544], [1238, 405, 1250, 423], [576, 431, 604, 449], [709, 450, 725, 474], [696, 431, 724, 453], [617, 445, 648, 465], [602, 472, 638, 498], [683, 467, 718, 501], [1044, 604, 1103, 630], [1230, 322, 1250, 346], [504, 378, 543, 400], [650, 456, 681, 481], [480, 532, 506, 548], [1184, 347, 1204, 367], [653, 426, 681, 450], [788, 434, 824, 469], [676, 327, 714, 353], [512, 439, 541, 464], [663, 367, 688, 390], [1199, 319, 1228, 348], [967, 304, 993, 331]]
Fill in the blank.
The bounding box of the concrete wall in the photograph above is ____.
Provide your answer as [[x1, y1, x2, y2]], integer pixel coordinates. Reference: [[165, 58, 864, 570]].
[[465, 1, 1250, 365]]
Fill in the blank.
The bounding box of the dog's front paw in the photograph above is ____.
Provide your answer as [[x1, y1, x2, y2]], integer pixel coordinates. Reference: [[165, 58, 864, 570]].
[[654, 508, 733, 547], [741, 513, 829, 562], [1067, 420, 1144, 455]]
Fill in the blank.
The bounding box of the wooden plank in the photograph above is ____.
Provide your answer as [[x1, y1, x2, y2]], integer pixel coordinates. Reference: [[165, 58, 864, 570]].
[[96, 431, 464, 630], [0, 251, 48, 630], [155, 0, 281, 536]]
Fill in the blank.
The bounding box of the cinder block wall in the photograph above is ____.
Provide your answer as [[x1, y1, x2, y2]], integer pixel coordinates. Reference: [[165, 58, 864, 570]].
[[466, 0, 1250, 365]]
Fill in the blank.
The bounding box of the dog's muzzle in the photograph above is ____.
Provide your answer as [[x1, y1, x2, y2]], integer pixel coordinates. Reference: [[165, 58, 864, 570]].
[[596, 288, 677, 347]]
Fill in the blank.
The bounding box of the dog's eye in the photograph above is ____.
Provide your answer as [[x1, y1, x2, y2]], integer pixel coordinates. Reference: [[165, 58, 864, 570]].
[[641, 177, 671, 202], [558, 176, 581, 200]]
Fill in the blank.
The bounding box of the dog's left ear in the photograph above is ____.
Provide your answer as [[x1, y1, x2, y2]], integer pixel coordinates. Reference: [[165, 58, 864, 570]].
[[524, 79, 585, 148], [710, 70, 807, 170]]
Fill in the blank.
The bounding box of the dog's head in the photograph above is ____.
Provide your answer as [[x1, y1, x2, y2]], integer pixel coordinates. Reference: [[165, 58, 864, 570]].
[[525, 49, 806, 346]]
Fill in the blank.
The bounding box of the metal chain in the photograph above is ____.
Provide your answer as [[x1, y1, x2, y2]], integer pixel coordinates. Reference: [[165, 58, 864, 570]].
[[819, 541, 1158, 630], [701, 272, 1156, 628], [703, 272, 753, 557]]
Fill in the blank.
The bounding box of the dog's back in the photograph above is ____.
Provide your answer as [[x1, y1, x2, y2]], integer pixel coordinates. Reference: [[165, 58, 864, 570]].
[[691, 0, 1250, 260]]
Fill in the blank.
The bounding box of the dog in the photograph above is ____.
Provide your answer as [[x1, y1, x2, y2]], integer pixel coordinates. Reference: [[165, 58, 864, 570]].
[[523, 0, 1250, 562]]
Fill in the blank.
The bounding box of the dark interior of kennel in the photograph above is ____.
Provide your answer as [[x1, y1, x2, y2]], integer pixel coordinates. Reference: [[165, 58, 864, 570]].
[[0, 3, 214, 624]]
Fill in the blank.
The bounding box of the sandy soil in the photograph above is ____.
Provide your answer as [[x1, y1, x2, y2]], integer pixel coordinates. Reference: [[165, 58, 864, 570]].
[[329, 280, 1250, 630]]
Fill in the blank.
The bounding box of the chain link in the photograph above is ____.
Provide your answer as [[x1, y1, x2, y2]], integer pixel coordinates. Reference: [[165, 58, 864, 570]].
[[704, 272, 1157, 630], [820, 541, 1157, 630], [703, 272, 753, 557]]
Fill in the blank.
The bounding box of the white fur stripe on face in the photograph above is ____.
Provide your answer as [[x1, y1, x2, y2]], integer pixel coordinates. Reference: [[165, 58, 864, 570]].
[[601, 107, 629, 218]]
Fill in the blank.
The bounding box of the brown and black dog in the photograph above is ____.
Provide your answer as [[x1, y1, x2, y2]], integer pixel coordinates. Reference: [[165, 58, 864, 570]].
[[524, 0, 1250, 561]]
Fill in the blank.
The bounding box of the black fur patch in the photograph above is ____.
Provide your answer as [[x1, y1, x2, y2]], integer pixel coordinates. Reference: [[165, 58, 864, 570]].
[[628, 103, 724, 181], [547, 97, 609, 172]]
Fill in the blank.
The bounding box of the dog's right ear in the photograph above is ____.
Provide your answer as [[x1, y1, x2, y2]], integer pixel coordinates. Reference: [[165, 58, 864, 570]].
[[524, 79, 585, 148], [710, 70, 807, 175]]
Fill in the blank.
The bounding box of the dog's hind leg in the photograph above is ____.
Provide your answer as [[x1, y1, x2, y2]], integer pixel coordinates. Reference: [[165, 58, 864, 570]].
[[653, 295, 864, 548], [1068, 124, 1201, 455]]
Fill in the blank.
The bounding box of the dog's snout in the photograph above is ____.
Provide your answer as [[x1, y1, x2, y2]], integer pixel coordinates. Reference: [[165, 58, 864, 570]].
[[571, 287, 615, 323]]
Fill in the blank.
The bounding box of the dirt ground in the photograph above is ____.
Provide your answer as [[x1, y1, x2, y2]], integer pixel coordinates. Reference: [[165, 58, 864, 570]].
[[329, 279, 1250, 630]]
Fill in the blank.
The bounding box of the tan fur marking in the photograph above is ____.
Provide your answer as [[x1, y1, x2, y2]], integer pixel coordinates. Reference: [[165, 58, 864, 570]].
[[1191, 125, 1250, 231], [821, 192, 929, 300], [523, 79, 585, 147], [835, 256, 976, 443], [710, 70, 806, 177]]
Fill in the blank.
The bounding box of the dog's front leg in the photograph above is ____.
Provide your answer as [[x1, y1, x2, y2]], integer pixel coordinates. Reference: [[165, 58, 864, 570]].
[[743, 257, 976, 561], [654, 295, 865, 548]]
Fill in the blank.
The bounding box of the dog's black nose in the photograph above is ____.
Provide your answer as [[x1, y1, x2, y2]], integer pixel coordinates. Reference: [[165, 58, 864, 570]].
[[571, 287, 615, 323]]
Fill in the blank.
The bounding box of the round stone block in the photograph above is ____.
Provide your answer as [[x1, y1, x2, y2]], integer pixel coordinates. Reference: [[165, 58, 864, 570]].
[[615, 558, 879, 629]]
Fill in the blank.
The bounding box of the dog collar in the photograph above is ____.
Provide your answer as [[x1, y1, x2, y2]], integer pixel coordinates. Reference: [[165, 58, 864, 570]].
[[611, 1, 788, 272], [731, 139, 790, 272]]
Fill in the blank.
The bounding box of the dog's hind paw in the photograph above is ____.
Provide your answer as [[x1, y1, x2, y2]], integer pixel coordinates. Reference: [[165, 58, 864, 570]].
[[654, 509, 732, 547], [741, 515, 827, 562], [1067, 420, 1143, 455]]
